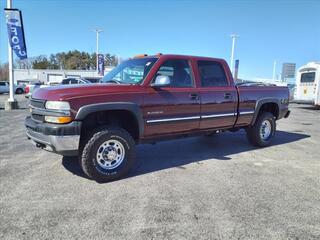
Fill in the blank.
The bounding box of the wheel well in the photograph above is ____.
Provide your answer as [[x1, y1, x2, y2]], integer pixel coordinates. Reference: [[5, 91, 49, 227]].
[[258, 102, 279, 118], [80, 110, 139, 141]]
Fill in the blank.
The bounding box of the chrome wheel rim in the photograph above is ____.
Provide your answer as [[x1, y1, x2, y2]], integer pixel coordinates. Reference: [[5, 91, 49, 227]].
[[260, 120, 272, 141], [96, 140, 125, 170]]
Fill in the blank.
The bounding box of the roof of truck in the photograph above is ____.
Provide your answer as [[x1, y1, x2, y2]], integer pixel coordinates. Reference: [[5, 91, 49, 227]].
[[134, 53, 226, 62]]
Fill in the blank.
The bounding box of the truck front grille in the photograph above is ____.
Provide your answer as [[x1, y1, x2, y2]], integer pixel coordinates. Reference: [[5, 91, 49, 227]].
[[30, 98, 46, 122], [30, 98, 46, 109], [31, 114, 45, 122]]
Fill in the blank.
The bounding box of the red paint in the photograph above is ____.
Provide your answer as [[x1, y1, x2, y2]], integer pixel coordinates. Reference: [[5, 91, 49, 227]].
[[32, 54, 289, 139]]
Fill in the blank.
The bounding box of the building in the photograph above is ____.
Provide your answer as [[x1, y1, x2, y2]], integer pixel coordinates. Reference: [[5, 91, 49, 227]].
[[281, 63, 296, 80], [13, 67, 113, 85]]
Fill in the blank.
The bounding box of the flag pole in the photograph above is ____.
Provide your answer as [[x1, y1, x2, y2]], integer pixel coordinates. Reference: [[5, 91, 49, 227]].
[[5, 0, 18, 110]]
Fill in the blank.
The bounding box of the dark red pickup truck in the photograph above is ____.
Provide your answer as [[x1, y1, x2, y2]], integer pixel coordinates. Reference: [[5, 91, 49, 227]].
[[25, 54, 290, 182]]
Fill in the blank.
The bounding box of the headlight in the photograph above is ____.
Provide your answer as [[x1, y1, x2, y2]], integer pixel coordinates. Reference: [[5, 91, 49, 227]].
[[45, 101, 70, 111], [45, 116, 72, 124]]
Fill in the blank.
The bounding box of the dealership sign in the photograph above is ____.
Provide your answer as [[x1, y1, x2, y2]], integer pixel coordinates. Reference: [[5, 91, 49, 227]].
[[98, 54, 104, 76], [4, 8, 27, 60]]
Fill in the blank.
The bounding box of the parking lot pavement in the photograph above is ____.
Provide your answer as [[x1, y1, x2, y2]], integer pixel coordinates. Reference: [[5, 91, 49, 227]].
[[0, 104, 319, 240], [0, 93, 29, 109]]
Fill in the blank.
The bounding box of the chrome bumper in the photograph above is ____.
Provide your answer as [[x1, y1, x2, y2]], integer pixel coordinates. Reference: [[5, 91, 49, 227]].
[[26, 127, 80, 155]]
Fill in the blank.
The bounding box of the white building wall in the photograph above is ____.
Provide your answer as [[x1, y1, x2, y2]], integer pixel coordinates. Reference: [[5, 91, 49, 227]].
[[13, 67, 113, 84]]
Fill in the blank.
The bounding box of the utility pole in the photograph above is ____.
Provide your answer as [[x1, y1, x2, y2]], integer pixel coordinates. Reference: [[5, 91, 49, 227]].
[[5, 0, 17, 110], [272, 60, 277, 80], [230, 34, 239, 74], [93, 29, 103, 74]]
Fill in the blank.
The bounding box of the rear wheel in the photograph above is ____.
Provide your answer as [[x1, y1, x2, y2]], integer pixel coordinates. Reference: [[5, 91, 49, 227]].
[[246, 112, 276, 147], [80, 127, 136, 182], [15, 88, 23, 94]]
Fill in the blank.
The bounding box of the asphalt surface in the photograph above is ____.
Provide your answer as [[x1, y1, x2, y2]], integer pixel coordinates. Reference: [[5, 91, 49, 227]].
[[0, 93, 29, 109], [0, 101, 319, 240]]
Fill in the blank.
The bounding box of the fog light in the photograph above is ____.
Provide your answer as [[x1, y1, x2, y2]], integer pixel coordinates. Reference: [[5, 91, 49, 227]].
[[45, 116, 72, 124]]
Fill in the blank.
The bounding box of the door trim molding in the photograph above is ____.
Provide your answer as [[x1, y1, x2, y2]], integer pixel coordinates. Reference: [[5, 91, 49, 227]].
[[146, 110, 254, 124]]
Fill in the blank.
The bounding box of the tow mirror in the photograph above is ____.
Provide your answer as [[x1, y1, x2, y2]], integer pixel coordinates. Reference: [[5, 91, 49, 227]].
[[151, 75, 171, 88]]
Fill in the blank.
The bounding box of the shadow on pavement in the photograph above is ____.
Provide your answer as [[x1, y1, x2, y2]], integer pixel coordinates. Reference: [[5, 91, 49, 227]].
[[62, 130, 310, 181], [298, 106, 320, 111]]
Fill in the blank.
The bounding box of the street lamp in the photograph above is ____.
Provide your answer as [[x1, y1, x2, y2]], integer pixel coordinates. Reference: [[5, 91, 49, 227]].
[[93, 29, 103, 73], [272, 60, 277, 80], [230, 33, 239, 74]]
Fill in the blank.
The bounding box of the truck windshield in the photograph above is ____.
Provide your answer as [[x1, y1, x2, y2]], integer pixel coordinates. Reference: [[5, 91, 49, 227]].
[[101, 58, 158, 85]]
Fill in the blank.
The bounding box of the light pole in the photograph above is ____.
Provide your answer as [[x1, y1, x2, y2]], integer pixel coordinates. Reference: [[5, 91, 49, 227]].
[[272, 60, 277, 80], [93, 29, 103, 74], [230, 33, 239, 74], [6, 0, 17, 110]]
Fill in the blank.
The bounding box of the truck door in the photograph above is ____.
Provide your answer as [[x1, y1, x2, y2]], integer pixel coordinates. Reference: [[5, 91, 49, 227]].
[[196, 60, 238, 129], [143, 58, 200, 137]]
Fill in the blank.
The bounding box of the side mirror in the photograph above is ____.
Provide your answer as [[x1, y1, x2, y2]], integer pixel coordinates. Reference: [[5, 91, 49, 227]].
[[151, 75, 171, 88]]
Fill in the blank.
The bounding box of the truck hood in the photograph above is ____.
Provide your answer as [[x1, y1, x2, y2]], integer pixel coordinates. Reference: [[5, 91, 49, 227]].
[[32, 83, 144, 101]]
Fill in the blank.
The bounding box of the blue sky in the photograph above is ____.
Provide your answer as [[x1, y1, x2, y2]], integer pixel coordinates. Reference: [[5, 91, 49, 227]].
[[1, 0, 319, 80]]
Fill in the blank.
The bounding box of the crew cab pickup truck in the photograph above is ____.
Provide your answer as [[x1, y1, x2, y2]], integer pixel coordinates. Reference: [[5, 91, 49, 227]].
[[25, 54, 290, 182]]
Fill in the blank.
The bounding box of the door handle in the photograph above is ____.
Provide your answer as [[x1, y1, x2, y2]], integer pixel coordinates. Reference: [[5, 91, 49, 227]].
[[190, 93, 199, 100], [224, 93, 232, 99]]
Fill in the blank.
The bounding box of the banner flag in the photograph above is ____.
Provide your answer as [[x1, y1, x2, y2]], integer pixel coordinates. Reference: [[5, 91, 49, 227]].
[[234, 59, 239, 80], [4, 8, 27, 60], [98, 54, 105, 76]]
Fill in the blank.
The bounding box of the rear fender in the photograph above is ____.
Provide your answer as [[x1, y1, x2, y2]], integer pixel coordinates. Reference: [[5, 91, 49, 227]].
[[250, 98, 280, 125]]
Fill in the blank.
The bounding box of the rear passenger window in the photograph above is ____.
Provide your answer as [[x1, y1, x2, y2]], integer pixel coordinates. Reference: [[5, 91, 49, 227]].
[[198, 61, 228, 87]]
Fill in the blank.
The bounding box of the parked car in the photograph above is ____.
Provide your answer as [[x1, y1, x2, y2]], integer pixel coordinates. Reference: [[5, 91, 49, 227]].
[[0, 81, 25, 94], [25, 54, 290, 182], [61, 78, 92, 85], [25, 81, 42, 98], [83, 77, 102, 83]]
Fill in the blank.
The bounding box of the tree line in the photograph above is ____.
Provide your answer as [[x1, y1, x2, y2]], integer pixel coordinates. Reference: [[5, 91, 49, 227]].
[[17, 50, 118, 70], [0, 63, 9, 81], [0, 50, 118, 81]]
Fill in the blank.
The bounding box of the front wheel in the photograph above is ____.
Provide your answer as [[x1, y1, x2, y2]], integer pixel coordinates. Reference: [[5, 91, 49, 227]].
[[80, 127, 136, 182], [246, 112, 276, 147]]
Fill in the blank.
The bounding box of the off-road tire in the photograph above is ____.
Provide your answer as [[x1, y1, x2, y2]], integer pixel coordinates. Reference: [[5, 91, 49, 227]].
[[80, 127, 136, 182], [246, 112, 276, 147]]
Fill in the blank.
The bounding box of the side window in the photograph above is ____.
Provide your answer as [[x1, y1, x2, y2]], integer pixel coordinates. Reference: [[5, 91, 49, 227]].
[[0, 82, 5, 86], [154, 59, 193, 87], [70, 79, 78, 84], [198, 61, 228, 87]]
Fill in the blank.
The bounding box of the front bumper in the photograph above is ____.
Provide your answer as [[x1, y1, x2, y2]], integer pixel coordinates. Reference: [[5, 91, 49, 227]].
[[25, 116, 81, 156]]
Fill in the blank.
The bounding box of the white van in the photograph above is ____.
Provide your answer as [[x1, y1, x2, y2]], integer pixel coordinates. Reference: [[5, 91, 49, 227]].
[[295, 62, 320, 106]]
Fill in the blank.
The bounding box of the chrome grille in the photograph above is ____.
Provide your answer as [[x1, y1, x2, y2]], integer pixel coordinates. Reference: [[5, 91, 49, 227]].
[[30, 98, 45, 109], [30, 98, 46, 122], [31, 114, 45, 122]]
